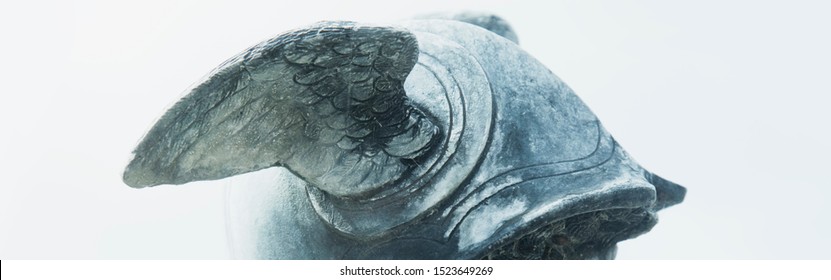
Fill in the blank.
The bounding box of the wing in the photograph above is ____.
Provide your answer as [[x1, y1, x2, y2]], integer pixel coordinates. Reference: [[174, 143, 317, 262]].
[[123, 22, 439, 196]]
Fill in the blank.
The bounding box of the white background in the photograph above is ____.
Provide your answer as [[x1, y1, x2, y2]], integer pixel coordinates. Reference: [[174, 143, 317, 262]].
[[1, 0, 829, 259]]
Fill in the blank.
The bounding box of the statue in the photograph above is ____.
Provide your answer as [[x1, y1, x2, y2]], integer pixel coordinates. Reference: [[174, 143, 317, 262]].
[[123, 13, 685, 259]]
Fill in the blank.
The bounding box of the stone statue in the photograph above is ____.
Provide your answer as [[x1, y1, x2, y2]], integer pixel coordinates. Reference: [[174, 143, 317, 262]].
[[123, 13, 685, 259]]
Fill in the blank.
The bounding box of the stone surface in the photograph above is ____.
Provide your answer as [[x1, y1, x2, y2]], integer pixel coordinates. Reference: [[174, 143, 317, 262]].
[[415, 12, 519, 44], [123, 15, 685, 259]]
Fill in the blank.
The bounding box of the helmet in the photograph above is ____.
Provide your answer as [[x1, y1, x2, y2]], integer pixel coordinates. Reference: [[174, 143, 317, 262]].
[[124, 16, 685, 259]]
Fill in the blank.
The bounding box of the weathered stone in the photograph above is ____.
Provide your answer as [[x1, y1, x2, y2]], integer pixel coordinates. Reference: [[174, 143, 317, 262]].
[[123, 14, 685, 259]]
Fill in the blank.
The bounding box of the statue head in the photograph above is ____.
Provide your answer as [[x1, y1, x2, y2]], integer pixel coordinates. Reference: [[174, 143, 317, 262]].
[[123, 14, 685, 259]]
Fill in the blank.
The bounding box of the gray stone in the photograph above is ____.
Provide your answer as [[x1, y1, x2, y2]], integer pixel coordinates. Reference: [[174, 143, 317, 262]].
[[415, 12, 519, 44], [123, 15, 685, 259]]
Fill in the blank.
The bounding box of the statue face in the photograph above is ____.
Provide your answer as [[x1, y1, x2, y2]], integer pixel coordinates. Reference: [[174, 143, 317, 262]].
[[124, 17, 684, 260]]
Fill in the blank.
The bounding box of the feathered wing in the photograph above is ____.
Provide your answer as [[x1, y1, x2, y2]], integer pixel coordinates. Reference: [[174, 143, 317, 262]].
[[123, 22, 439, 196]]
